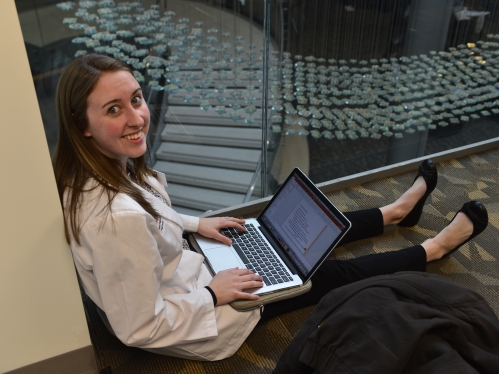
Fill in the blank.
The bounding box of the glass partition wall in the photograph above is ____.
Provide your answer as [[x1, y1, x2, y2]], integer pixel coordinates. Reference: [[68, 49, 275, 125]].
[[16, 0, 499, 215], [269, 0, 499, 187]]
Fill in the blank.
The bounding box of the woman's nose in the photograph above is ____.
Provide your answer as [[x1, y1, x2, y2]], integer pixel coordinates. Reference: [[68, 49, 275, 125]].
[[126, 107, 145, 126]]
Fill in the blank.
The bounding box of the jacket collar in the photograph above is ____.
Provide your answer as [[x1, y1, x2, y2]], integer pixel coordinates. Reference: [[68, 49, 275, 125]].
[[145, 171, 172, 207]]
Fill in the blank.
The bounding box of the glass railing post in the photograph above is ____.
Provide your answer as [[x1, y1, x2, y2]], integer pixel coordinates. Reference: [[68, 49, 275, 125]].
[[261, 0, 271, 198]]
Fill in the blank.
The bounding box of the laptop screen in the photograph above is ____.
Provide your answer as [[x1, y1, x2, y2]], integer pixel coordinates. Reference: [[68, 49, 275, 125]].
[[259, 169, 350, 279]]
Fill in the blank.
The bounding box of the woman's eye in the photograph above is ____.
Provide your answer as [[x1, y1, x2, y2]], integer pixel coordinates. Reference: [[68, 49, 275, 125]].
[[132, 95, 142, 105], [107, 106, 119, 115]]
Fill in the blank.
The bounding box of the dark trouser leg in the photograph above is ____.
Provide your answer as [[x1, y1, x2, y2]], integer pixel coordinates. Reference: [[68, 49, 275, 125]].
[[259, 207, 427, 324], [339, 208, 385, 246]]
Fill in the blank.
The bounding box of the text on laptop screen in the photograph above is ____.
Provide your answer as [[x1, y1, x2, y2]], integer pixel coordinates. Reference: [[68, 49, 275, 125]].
[[260, 174, 346, 276]]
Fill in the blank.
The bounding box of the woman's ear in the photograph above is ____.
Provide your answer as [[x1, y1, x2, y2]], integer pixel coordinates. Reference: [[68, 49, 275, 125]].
[[73, 112, 90, 137]]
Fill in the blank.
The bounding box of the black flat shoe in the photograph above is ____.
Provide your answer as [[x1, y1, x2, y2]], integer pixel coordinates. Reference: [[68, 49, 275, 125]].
[[398, 159, 438, 227], [442, 201, 488, 258]]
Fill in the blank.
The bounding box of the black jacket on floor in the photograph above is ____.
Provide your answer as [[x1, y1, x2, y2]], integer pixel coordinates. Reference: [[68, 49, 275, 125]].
[[273, 272, 499, 374]]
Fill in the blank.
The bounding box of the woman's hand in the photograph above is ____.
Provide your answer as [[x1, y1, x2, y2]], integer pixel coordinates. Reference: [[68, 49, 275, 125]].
[[198, 217, 246, 245], [208, 268, 264, 306]]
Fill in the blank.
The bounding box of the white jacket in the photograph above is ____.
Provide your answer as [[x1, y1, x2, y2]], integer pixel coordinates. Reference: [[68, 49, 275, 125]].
[[68, 172, 260, 360]]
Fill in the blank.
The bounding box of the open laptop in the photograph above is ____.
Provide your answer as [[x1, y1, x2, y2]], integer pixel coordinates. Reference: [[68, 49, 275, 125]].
[[191, 168, 351, 295]]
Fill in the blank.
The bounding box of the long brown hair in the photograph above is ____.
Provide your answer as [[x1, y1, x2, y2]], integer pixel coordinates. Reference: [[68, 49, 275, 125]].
[[53, 54, 159, 244]]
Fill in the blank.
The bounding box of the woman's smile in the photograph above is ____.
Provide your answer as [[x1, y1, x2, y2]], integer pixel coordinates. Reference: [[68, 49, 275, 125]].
[[124, 130, 144, 141]]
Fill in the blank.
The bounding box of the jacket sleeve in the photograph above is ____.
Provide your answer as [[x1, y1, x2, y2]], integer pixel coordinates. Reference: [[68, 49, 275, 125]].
[[80, 210, 218, 348], [179, 214, 199, 233]]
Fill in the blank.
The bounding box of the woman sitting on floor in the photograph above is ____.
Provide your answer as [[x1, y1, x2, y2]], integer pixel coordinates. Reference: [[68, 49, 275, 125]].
[[53, 54, 488, 361]]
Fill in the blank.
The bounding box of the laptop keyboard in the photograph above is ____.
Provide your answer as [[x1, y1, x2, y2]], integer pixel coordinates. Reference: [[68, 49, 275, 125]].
[[221, 224, 294, 286]]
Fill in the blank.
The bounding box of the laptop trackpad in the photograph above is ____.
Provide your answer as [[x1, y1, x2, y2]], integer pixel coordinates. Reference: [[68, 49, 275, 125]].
[[204, 247, 244, 273], [194, 234, 225, 250]]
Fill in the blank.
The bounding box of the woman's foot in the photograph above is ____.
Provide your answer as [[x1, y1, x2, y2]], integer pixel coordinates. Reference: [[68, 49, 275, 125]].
[[422, 201, 488, 262], [380, 159, 437, 226], [380, 177, 427, 225], [397, 159, 438, 227]]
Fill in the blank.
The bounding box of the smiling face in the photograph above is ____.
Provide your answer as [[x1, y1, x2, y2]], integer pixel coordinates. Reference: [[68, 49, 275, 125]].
[[84, 70, 150, 171]]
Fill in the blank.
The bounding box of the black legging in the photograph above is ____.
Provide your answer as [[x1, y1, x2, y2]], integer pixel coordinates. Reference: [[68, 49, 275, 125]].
[[259, 208, 427, 323]]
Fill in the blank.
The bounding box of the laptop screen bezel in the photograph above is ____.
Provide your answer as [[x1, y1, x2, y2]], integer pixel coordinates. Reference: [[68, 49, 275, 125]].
[[256, 167, 351, 283]]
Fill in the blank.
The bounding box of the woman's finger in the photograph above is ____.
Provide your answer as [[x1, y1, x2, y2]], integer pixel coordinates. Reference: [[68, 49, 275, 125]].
[[223, 220, 246, 232], [241, 280, 264, 290], [233, 268, 258, 276], [212, 231, 232, 245], [234, 290, 260, 300], [224, 216, 245, 224], [239, 273, 263, 283]]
